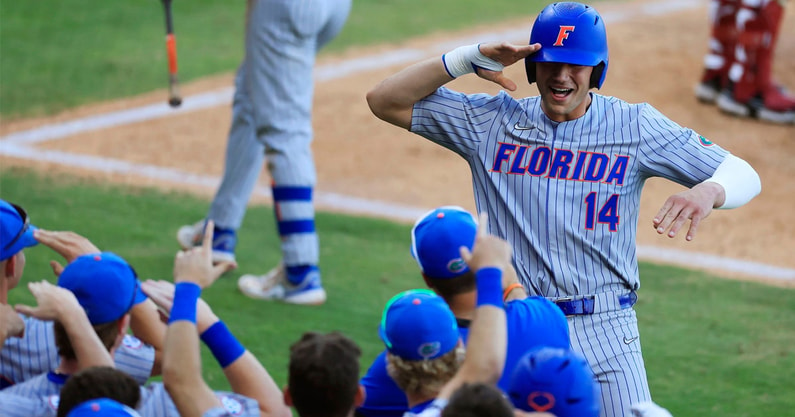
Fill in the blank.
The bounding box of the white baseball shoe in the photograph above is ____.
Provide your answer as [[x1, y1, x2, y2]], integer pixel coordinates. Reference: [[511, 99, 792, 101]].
[[237, 264, 327, 305]]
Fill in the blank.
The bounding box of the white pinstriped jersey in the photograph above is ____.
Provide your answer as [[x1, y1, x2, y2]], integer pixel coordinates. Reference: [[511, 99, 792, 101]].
[[0, 384, 259, 417], [411, 89, 728, 298], [138, 383, 260, 417], [0, 392, 59, 417], [0, 316, 154, 389]]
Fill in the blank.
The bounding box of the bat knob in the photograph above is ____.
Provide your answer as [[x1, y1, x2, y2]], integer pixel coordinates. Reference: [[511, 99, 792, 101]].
[[168, 97, 183, 108]]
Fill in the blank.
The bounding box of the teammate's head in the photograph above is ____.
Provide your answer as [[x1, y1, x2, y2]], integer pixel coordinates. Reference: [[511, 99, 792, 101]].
[[411, 206, 478, 298], [54, 252, 142, 360], [0, 199, 38, 296], [507, 347, 600, 417], [286, 331, 364, 417], [64, 399, 141, 417], [525, 2, 609, 89], [380, 290, 464, 398], [57, 366, 141, 417], [441, 382, 515, 417]]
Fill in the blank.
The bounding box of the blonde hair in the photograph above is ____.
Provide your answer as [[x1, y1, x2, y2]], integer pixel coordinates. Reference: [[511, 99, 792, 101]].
[[386, 343, 465, 398]]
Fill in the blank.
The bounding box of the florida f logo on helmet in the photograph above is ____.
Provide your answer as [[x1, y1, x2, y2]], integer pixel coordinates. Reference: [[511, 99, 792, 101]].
[[554, 25, 575, 46]]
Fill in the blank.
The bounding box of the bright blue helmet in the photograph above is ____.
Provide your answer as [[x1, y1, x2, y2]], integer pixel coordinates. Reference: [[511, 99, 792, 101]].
[[525, 2, 609, 89], [507, 347, 601, 417]]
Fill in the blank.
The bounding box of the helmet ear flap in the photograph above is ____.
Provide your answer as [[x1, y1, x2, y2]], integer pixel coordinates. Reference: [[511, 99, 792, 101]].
[[589, 62, 605, 89], [525, 58, 537, 85]]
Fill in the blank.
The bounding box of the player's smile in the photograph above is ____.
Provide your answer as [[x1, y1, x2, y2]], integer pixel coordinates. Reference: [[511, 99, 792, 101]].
[[536, 62, 593, 122]]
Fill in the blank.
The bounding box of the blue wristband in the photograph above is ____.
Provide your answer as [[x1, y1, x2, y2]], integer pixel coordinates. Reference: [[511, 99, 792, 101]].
[[168, 282, 201, 324], [200, 321, 246, 368], [476, 267, 503, 307]]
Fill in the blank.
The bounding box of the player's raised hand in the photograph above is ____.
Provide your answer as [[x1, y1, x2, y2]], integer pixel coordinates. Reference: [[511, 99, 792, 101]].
[[460, 212, 513, 272], [15, 281, 82, 321], [141, 279, 218, 332], [653, 182, 725, 241], [0, 303, 25, 340], [475, 42, 542, 91], [34, 229, 101, 277], [173, 220, 236, 288]]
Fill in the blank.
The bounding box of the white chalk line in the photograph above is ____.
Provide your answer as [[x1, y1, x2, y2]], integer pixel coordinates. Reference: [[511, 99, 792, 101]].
[[4, 1, 792, 282]]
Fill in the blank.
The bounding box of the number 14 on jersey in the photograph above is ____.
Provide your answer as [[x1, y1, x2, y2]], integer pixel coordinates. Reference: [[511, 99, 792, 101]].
[[584, 192, 620, 231]]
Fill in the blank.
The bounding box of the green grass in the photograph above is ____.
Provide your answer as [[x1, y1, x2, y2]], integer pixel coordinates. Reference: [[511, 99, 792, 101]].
[[0, 0, 560, 118], [2, 167, 794, 416]]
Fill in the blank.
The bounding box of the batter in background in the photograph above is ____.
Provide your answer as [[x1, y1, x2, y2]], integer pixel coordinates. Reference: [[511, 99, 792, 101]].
[[177, 0, 351, 305], [366, 2, 761, 416]]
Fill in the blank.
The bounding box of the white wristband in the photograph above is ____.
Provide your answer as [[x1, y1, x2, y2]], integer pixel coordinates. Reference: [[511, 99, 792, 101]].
[[442, 44, 504, 78], [706, 154, 761, 209]]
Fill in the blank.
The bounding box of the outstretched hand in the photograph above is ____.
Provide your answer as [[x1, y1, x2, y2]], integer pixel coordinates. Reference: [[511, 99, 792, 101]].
[[34, 229, 101, 277], [15, 281, 82, 321], [475, 42, 541, 91], [653, 182, 725, 241], [459, 212, 513, 272], [173, 220, 236, 288], [141, 279, 218, 332]]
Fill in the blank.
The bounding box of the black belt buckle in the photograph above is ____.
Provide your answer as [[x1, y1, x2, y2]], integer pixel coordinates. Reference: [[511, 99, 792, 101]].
[[554, 296, 595, 316]]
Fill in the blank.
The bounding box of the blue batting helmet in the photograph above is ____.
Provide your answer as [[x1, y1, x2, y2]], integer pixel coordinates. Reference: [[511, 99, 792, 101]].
[[525, 2, 609, 89], [507, 347, 600, 417]]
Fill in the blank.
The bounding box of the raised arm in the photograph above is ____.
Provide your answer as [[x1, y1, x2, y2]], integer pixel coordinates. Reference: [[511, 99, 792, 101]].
[[15, 281, 113, 370], [437, 213, 512, 400], [156, 222, 290, 417], [366, 42, 541, 130]]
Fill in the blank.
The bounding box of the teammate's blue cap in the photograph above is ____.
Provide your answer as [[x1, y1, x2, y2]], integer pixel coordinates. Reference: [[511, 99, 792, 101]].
[[67, 398, 141, 417], [379, 289, 460, 361], [410, 206, 477, 279], [0, 199, 39, 262], [58, 252, 141, 325], [525, 2, 609, 89], [507, 346, 601, 417]]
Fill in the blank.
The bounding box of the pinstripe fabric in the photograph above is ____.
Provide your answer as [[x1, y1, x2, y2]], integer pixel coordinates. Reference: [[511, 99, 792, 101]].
[[0, 393, 58, 417], [205, 0, 350, 267], [0, 317, 154, 388], [410, 89, 729, 416], [138, 383, 260, 417]]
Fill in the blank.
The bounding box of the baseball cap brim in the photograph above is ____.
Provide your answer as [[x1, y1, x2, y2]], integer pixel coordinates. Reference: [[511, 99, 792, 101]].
[[1, 224, 38, 261]]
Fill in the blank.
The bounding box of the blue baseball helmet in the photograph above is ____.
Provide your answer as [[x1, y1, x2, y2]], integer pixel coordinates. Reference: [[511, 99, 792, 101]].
[[525, 2, 609, 89], [507, 347, 600, 417]]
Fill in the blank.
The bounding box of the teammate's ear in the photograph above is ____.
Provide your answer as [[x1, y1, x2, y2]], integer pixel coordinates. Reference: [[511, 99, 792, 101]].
[[283, 386, 293, 407], [2, 255, 16, 279], [354, 384, 366, 407]]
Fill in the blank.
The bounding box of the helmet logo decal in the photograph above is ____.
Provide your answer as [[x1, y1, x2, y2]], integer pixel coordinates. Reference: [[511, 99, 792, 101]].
[[554, 25, 576, 46], [527, 391, 556, 412]]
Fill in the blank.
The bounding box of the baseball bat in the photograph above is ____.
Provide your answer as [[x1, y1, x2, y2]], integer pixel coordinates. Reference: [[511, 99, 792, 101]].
[[162, 0, 182, 107]]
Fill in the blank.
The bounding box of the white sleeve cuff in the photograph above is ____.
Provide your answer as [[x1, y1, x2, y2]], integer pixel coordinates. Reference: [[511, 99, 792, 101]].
[[706, 154, 761, 209]]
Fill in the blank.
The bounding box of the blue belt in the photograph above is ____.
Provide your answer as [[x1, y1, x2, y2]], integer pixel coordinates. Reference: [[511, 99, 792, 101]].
[[552, 291, 637, 316]]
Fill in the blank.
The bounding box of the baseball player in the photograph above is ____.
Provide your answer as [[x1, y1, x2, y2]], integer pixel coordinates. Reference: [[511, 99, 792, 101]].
[[366, 2, 761, 416], [176, 0, 352, 305], [696, 0, 794, 123], [357, 207, 570, 417], [286, 332, 365, 417], [376, 217, 514, 417], [0, 200, 155, 388]]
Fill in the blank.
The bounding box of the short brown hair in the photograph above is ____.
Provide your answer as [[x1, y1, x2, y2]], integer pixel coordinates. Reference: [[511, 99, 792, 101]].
[[385, 343, 464, 398], [442, 382, 514, 417], [53, 319, 119, 361], [425, 270, 476, 299], [57, 366, 140, 417], [288, 331, 362, 417]]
